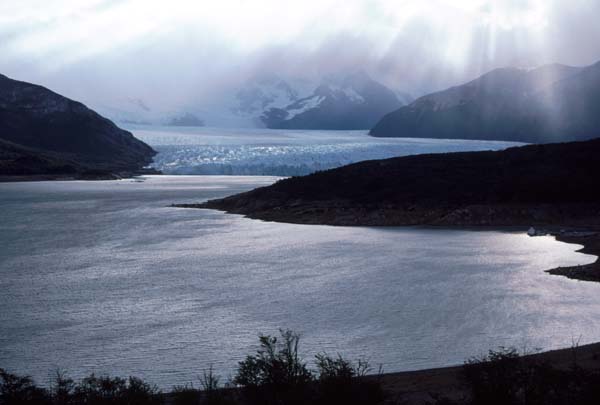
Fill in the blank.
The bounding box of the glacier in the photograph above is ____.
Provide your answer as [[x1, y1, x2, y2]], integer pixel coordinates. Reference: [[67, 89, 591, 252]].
[[133, 126, 524, 176]]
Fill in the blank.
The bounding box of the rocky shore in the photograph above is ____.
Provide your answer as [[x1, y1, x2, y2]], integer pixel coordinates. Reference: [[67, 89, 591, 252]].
[[548, 230, 600, 282]]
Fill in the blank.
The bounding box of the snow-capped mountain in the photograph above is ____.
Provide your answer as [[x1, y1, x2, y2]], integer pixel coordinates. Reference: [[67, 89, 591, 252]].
[[233, 73, 300, 114], [227, 73, 314, 126], [260, 72, 406, 130], [83, 71, 411, 130]]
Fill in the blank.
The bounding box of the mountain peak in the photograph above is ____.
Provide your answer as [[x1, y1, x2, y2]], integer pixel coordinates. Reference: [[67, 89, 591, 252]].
[[261, 74, 401, 130], [370, 60, 600, 143], [0, 74, 155, 175]]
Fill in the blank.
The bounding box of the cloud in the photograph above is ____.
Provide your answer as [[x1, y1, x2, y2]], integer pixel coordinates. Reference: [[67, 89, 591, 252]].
[[0, 0, 598, 106]]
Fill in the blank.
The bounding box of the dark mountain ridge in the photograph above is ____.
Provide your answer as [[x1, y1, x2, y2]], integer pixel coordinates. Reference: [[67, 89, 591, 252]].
[[370, 62, 599, 143], [0, 74, 156, 176]]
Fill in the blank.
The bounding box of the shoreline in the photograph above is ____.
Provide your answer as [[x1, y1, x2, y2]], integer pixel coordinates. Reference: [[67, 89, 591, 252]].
[[548, 230, 600, 281], [158, 341, 600, 404], [176, 202, 600, 283], [5, 340, 599, 404], [0, 169, 162, 183]]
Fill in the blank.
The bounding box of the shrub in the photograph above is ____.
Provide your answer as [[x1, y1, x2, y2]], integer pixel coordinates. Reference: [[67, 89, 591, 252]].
[[463, 347, 523, 405], [172, 384, 199, 405], [173, 368, 236, 405], [199, 367, 235, 405], [234, 331, 384, 405], [315, 354, 383, 405], [72, 374, 162, 405], [51, 370, 76, 404], [0, 369, 51, 405], [234, 330, 314, 405]]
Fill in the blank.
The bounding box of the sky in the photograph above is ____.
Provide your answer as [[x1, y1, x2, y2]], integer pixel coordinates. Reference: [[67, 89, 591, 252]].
[[1, 0, 600, 109]]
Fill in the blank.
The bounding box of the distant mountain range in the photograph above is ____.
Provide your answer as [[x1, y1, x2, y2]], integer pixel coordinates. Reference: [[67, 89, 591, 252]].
[[91, 98, 206, 128], [167, 112, 204, 127], [260, 72, 408, 130], [232, 73, 309, 117], [0, 74, 156, 177], [82, 72, 412, 130], [370, 61, 600, 143], [29, 59, 600, 141]]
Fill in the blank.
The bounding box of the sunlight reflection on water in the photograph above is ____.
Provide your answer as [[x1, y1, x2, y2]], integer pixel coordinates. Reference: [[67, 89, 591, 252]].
[[0, 176, 597, 388]]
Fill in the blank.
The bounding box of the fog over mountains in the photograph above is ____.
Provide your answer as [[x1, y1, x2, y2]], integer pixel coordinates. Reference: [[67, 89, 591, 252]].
[[83, 57, 600, 144], [371, 60, 600, 143], [260, 71, 410, 130], [1, 1, 600, 144], [3, 1, 600, 133], [85, 71, 411, 130]]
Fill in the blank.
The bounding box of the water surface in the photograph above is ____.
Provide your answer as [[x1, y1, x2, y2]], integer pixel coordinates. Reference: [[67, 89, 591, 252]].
[[0, 176, 598, 387]]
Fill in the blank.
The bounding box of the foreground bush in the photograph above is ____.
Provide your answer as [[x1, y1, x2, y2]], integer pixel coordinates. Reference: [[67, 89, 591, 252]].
[[315, 354, 383, 405], [234, 329, 383, 405], [9, 337, 600, 405], [1, 329, 384, 405], [172, 367, 236, 405], [71, 374, 161, 405], [0, 368, 50, 405], [234, 330, 314, 405], [0, 369, 161, 405], [171, 384, 200, 405]]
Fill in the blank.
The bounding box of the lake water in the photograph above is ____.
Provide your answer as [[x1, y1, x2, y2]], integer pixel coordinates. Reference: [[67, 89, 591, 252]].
[[0, 176, 598, 388]]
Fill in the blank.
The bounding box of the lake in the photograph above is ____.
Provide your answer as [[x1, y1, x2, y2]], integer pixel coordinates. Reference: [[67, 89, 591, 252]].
[[0, 175, 598, 388]]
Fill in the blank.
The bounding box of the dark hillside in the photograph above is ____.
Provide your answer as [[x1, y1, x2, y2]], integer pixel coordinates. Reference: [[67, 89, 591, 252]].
[[0, 74, 156, 176], [193, 138, 600, 227]]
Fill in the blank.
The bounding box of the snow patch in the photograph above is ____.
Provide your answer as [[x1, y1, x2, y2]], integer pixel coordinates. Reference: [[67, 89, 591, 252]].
[[285, 96, 325, 119]]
